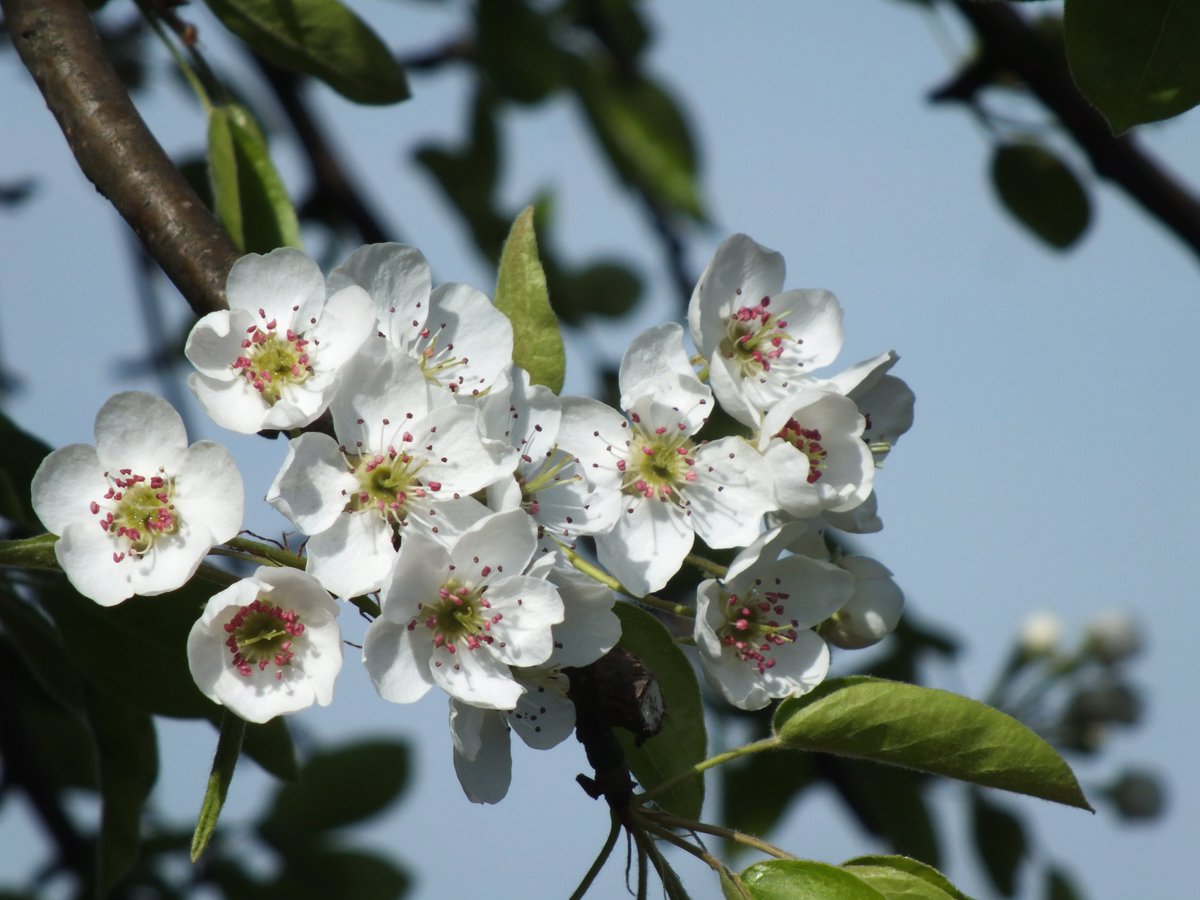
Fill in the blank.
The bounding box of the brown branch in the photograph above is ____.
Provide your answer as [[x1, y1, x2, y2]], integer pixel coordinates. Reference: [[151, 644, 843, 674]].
[[945, 0, 1200, 263], [3, 0, 237, 315]]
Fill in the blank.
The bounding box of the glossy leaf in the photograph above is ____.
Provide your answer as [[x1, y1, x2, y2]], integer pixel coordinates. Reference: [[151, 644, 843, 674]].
[[1065, 0, 1200, 133], [613, 603, 706, 819], [773, 677, 1092, 810], [203, 0, 409, 105], [495, 206, 565, 393], [843, 856, 970, 900], [970, 790, 1027, 897], [738, 860, 885, 900], [991, 143, 1090, 250], [260, 739, 411, 840], [208, 103, 302, 254]]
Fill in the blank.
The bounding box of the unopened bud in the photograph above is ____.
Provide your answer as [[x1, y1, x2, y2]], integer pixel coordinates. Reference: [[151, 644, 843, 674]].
[[820, 556, 903, 650], [1018, 610, 1063, 658]]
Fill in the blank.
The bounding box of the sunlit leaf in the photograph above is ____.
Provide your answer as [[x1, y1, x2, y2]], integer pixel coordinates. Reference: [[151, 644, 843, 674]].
[[738, 860, 885, 899], [495, 206, 565, 393], [842, 856, 971, 900], [613, 603, 706, 819], [773, 677, 1092, 810], [1065, 0, 1200, 133], [203, 0, 409, 105], [991, 143, 1090, 251]]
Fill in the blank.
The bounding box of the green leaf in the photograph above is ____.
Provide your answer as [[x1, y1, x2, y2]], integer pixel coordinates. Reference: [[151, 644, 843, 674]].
[[476, 0, 565, 104], [1065, 0, 1200, 132], [772, 676, 1092, 811], [571, 57, 705, 219], [990, 143, 1090, 250], [1045, 866, 1083, 900], [0, 408, 51, 530], [739, 860, 885, 900], [191, 712, 246, 862], [203, 0, 409, 105], [564, 261, 642, 319], [842, 857, 971, 900], [613, 603, 706, 819], [495, 206, 566, 393], [208, 103, 302, 254], [86, 683, 159, 895], [970, 790, 1027, 897], [260, 739, 411, 841], [267, 848, 411, 898]]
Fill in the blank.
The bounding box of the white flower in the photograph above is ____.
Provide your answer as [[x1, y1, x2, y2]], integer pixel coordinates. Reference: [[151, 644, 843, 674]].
[[559, 323, 777, 596], [30, 392, 243, 606], [447, 562, 621, 803], [695, 526, 853, 710], [332, 243, 513, 399], [688, 234, 844, 428], [186, 248, 374, 433], [482, 368, 622, 556], [820, 350, 915, 463], [362, 509, 565, 710], [759, 389, 875, 518], [187, 566, 342, 723], [266, 343, 513, 598], [819, 555, 904, 650]]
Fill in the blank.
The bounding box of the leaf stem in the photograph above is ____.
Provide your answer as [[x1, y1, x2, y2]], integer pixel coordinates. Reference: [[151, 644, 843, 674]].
[[635, 737, 781, 806]]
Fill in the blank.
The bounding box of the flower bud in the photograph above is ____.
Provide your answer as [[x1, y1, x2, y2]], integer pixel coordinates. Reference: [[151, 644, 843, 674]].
[[820, 556, 904, 650], [1084, 611, 1143, 664], [1018, 610, 1063, 658]]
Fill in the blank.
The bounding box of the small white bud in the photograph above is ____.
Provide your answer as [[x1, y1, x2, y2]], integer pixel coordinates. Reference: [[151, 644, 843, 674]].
[[1085, 611, 1142, 664]]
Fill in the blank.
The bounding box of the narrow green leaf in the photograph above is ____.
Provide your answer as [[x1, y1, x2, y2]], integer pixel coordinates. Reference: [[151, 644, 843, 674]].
[[970, 790, 1027, 897], [203, 0, 409, 105], [0, 533, 62, 571], [495, 206, 566, 393], [772, 676, 1092, 811], [207, 103, 302, 254], [1065, 0, 1200, 132], [843, 856, 971, 900], [191, 711, 246, 862], [613, 603, 706, 819], [740, 860, 886, 900], [260, 739, 411, 841], [991, 143, 1090, 250]]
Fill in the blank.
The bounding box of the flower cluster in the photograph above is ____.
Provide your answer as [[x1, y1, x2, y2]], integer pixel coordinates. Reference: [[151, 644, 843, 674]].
[[32, 233, 913, 802]]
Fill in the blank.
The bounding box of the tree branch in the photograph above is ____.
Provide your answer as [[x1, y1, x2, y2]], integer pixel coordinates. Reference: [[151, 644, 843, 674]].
[[3, 0, 238, 315], [945, 0, 1200, 263]]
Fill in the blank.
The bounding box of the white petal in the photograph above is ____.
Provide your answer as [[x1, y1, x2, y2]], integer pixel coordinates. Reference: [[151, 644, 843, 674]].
[[509, 668, 575, 749], [450, 700, 512, 804], [425, 283, 513, 398], [226, 247, 326, 325], [597, 499, 693, 597], [174, 441, 244, 543], [184, 309, 248, 381], [306, 512, 396, 598], [266, 433, 356, 536], [30, 444, 104, 534], [450, 509, 538, 582], [187, 372, 273, 435], [363, 617, 435, 704], [331, 242, 432, 350], [547, 565, 621, 668], [556, 397, 630, 492], [618, 323, 702, 405], [380, 532, 453, 620], [94, 392, 188, 474], [331, 345, 432, 448], [688, 234, 785, 357], [687, 437, 777, 548], [484, 575, 565, 667], [430, 641, 523, 710], [306, 284, 375, 373]]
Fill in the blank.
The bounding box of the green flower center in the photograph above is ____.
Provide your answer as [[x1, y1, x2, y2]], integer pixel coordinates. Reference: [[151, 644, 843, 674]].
[[90, 468, 178, 561], [224, 596, 305, 678], [718, 296, 793, 378], [232, 313, 313, 406], [619, 422, 697, 503], [410, 577, 501, 653], [343, 445, 439, 526], [717, 582, 799, 674]]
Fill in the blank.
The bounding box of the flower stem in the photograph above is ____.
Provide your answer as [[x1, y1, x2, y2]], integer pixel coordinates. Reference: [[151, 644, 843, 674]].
[[191, 710, 245, 862], [555, 541, 695, 619], [684, 553, 728, 579], [569, 812, 622, 900], [216, 537, 307, 570], [634, 736, 781, 806], [640, 809, 796, 860]]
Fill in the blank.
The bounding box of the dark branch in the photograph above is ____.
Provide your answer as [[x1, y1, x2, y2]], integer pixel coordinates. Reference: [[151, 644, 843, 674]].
[[3, 0, 237, 315], [945, 0, 1200, 263]]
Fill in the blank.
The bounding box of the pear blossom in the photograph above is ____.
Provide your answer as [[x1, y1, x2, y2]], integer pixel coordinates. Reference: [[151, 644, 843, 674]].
[[187, 566, 342, 723], [695, 525, 853, 710], [185, 248, 375, 433], [30, 392, 243, 606], [688, 234, 845, 428], [482, 368, 621, 556], [332, 242, 513, 399], [559, 323, 777, 596], [448, 562, 621, 803], [819, 555, 904, 650], [267, 343, 514, 599], [758, 389, 875, 518], [820, 350, 915, 462], [362, 510, 566, 710]]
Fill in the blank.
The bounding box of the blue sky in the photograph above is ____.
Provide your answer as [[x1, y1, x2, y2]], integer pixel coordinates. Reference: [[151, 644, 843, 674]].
[[2, 2, 1196, 897]]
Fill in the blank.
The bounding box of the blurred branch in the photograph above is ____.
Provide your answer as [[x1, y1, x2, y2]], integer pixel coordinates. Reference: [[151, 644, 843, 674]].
[[253, 57, 394, 245], [941, 0, 1200, 263], [3, 0, 237, 315]]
